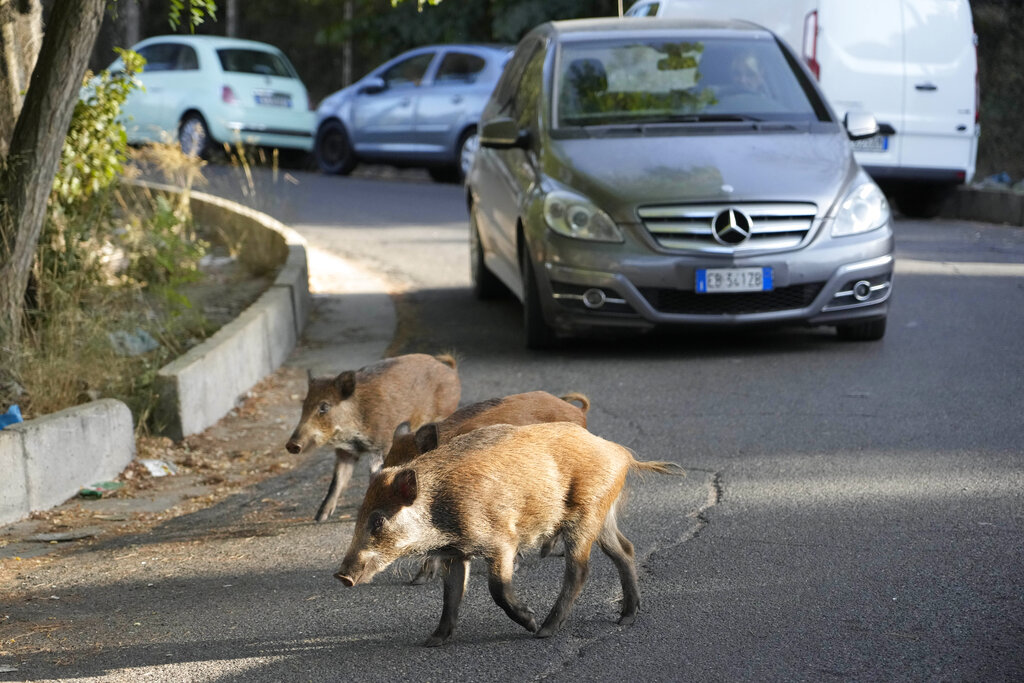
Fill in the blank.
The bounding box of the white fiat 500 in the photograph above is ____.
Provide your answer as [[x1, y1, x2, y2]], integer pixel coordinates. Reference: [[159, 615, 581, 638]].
[[467, 18, 894, 348], [111, 35, 315, 157]]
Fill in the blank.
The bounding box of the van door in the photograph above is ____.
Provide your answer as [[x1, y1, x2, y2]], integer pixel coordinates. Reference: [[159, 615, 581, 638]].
[[815, 1, 905, 171], [898, 0, 977, 182]]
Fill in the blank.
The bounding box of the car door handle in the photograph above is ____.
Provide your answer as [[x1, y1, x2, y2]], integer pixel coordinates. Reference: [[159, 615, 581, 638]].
[[915, 82, 938, 92], [400, 98, 411, 106], [451, 95, 463, 104]]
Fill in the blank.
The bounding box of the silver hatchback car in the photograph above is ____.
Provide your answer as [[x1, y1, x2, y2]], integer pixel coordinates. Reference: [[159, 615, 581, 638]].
[[314, 44, 512, 182], [467, 18, 894, 348]]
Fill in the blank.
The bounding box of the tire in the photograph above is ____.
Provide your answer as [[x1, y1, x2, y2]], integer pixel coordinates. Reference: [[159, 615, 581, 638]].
[[179, 113, 211, 158], [315, 119, 357, 175], [456, 128, 479, 183], [428, 129, 479, 184], [894, 184, 953, 219], [469, 205, 504, 300], [836, 317, 887, 341], [521, 243, 557, 349]]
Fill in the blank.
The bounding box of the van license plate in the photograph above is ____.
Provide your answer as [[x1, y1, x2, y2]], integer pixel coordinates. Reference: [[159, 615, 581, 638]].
[[852, 135, 888, 153], [696, 267, 773, 293]]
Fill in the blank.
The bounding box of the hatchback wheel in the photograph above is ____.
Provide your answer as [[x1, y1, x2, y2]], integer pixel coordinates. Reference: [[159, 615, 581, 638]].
[[179, 113, 211, 158], [470, 206, 504, 300], [836, 317, 887, 341], [457, 128, 479, 182], [315, 119, 357, 175], [521, 245, 556, 349]]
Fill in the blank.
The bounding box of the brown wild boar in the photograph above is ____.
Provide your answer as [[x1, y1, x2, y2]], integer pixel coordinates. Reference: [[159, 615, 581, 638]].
[[285, 353, 460, 522], [334, 422, 684, 646], [384, 390, 591, 468], [385, 390, 591, 584]]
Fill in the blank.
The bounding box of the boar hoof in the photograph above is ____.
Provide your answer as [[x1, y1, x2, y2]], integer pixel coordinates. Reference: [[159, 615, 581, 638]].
[[617, 613, 636, 627], [423, 633, 450, 647], [533, 624, 558, 639]]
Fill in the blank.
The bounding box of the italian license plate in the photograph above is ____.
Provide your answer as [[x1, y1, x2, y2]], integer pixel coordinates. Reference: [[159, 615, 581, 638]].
[[696, 267, 773, 293], [255, 91, 292, 107], [851, 135, 889, 153]]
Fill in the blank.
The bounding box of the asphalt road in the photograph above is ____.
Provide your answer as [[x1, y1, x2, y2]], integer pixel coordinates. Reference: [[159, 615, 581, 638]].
[[4, 164, 1023, 681]]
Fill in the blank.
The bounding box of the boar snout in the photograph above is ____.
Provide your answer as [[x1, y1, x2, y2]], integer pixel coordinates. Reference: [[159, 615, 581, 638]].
[[334, 571, 356, 587], [285, 439, 303, 455]]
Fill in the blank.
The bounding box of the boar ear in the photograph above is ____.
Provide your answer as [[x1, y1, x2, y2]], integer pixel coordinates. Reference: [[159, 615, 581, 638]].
[[335, 371, 356, 399], [306, 368, 314, 385], [392, 469, 418, 506], [414, 423, 440, 454], [393, 421, 412, 439]]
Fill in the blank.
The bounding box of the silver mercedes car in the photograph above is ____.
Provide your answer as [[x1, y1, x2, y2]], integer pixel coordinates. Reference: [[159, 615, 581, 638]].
[[466, 18, 894, 348]]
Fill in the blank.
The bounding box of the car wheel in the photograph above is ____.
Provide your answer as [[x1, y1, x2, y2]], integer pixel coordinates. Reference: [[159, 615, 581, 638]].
[[836, 317, 887, 341], [521, 242, 557, 349], [456, 128, 479, 182], [315, 119, 357, 175], [469, 205, 504, 300], [179, 113, 211, 158], [894, 184, 953, 219]]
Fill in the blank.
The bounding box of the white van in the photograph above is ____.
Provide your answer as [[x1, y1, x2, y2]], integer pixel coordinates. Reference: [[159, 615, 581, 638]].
[[626, 0, 979, 217]]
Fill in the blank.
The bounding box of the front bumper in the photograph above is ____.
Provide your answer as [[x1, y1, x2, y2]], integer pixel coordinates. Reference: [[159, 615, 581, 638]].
[[534, 227, 894, 334]]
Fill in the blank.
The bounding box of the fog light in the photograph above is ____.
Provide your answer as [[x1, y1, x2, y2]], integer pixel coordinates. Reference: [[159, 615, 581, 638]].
[[852, 280, 873, 302], [582, 288, 607, 309]]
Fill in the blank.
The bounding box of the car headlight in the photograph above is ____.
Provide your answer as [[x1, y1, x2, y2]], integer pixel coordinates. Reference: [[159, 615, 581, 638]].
[[543, 191, 623, 243], [832, 181, 890, 237]]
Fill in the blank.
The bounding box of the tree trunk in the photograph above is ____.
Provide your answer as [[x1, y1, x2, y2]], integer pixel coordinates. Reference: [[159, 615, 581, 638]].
[[226, 0, 239, 37], [0, 0, 43, 158], [0, 0, 106, 347]]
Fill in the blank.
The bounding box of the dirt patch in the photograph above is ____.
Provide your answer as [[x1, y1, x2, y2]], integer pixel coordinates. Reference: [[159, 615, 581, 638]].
[[0, 364, 311, 573]]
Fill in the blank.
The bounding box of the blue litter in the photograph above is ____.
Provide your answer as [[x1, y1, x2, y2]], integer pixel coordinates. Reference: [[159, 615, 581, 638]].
[[0, 404, 23, 429]]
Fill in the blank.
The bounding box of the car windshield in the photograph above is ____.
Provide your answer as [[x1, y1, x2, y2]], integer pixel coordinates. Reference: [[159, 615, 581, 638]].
[[217, 48, 295, 78], [555, 36, 822, 128]]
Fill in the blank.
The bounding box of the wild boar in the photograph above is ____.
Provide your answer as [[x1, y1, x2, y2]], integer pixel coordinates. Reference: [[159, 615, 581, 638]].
[[285, 353, 460, 522], [384, 390, 591, 468], [384, 390, 592, 584], [334, 422, 684, 646]]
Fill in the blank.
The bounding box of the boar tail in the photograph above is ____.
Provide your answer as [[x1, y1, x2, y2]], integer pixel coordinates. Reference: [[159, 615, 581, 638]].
[[559, 392, 591, 413], [623, 447, 685, 477], [435, 353, 458, 369]]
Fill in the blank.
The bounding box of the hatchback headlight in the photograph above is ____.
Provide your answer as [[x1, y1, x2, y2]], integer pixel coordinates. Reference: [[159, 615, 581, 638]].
[[832, 181, 890, 237], [543, 191, 623, 243]]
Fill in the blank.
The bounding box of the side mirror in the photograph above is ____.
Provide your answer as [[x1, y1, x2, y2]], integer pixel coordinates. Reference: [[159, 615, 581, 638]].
[[479, 117, 530, 149], [844, 110, 879, 140], [358, 76, 387, 95]]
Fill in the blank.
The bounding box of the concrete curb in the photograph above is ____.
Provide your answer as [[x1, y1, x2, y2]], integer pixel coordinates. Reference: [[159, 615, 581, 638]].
[[0, 400, 135, 525], [0, 184, 311, 526], [142, 183, 311, 440], [942, 186, 1024, 226]]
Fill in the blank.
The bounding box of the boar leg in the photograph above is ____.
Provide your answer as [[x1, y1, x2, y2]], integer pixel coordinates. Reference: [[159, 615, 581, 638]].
[[597, 511, 640, 626], [424, 557, 471, 647], [411, 556, 443, 585], [486, 549, 538, 633], [315, 449, 357, 522], [535, 538, 592, 638]]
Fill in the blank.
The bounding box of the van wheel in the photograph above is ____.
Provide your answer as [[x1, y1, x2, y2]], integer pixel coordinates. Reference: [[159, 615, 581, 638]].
[[836, 318, 887, 341], [470, 205, 504, 300], [894, 184, 953, 219], [179, 113, 211, 158], [521, 245, 556, 349], [315, 119, 357, 175]]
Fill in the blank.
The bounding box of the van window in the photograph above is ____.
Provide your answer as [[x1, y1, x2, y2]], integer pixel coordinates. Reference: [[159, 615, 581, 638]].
[[556, 37, 824, 127], [217, 48, 295, 78]]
